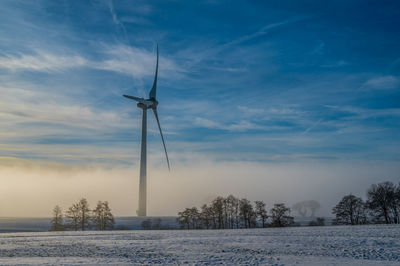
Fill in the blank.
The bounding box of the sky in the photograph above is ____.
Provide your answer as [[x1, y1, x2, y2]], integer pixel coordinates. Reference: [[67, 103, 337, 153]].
[[0, 0, 399, 217]]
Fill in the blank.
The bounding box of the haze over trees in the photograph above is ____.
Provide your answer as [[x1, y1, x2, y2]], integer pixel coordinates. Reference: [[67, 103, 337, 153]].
[[51, 198, 114, 231], [333, 181, 400, 225], [292, 200, 321, 217]]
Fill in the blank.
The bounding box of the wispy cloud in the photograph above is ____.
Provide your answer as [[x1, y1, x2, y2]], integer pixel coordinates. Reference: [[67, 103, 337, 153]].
[[0, 83, 138, 164], [325, 105, 400, 119], [321, 60, 348, 68], [179, 17, 305, 68], [0, 103, 131, 131], [362, 75, 400, 90], [0, 51, 87, 72], [238, 105, 304, 118], [301, 118, 323, 135], [108, 0, 121, 26], [223, 18, 305, 48], [107, 0, 130, 44], [194, 117, 265, 131], [0, 45, 183, 79], [96, 44, 183, 78]]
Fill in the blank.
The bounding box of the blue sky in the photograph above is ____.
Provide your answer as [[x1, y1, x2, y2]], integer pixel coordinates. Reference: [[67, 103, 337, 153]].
[[0, 1, 399, 216]]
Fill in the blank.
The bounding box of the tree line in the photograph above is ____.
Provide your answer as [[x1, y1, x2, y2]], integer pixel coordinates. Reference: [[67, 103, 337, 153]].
[[51, 198, 115, 231], [177, 195, 295, 229], [333, 181, 400, 225]]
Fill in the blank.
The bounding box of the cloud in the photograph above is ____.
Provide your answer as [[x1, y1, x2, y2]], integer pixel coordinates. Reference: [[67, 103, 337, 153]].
[[0, 85, 134, 132], [108, 0, 120, 26], [301, 118, 323, 135], [325, 105, 400, 119], [178, 17, 305, 68], [1, 104, 131, 131], [362, 75, 400, 90], [0, 51, 87, 72], [0, 46, 183, 79], [223, 17, 306, 49], [0, 83, 139, 166], [238, 105, 304, 118], [321, 60, 348, 68], [194, 117, 264, 131], [107, 0, 131, 45], [95, 44, 183, 78]]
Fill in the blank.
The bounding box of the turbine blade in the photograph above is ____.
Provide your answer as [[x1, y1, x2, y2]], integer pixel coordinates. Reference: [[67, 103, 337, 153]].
[[123, 95, 144, 103], [152, 107, 170, 171], [149, 44, 158, 100]]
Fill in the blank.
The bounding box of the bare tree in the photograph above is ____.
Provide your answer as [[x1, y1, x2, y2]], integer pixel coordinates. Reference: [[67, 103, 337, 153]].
[[200, 204, 212, 229], [255, 201, 268, 228], [77, 198, 91, 231], [177, 207, 200, 229], [233, 197, 241, 229], [189, 207, 201, 229], [196, 195, 241, 229], [270, 203, 293, 227], [332, 194, 367, 225], [211, 197, 225, 229], [239, 198, 256, 228], [367, 182, 396, 224], [177, 195, 269, 230], [395, 182, 400, 224], [92, 201, 103, 230], [50, 205, 64, 231], [103, 201, 115, 229], [66, 203, 80, 231], [92, 201, 115, 230], [220, 195, 239, 229], [177, 208, 192, 229]]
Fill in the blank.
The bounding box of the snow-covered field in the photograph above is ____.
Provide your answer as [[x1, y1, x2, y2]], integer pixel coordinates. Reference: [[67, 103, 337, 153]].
[[0, 225, 399, 265]]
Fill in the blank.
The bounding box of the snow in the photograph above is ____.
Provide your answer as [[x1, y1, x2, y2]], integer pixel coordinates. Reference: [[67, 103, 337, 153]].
[[0, 224, 399, 265]]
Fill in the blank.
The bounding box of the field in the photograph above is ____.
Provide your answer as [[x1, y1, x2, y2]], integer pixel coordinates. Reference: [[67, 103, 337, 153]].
[[0, 224, 399, 265]]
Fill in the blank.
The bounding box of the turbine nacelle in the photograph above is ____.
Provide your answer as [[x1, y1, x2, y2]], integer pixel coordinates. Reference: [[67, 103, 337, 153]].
[[123, 95, 158, 109], [137, 100, 158, 110]]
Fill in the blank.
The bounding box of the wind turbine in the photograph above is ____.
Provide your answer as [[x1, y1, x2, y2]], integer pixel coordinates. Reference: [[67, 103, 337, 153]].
[[123, 44, 170, 217]]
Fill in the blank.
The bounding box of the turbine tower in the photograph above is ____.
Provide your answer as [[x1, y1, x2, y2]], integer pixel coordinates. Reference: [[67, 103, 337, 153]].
[[123, 44, 170, 217]]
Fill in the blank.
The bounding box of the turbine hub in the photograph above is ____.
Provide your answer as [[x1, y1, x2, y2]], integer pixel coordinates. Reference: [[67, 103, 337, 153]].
[[137, 103, 148, 109], [137, 99, 158, 109]]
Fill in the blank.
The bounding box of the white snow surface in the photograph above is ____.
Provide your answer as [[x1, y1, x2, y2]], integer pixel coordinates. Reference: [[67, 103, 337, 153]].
[[0, 224, 399, 265]]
